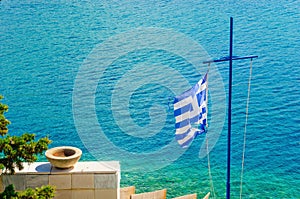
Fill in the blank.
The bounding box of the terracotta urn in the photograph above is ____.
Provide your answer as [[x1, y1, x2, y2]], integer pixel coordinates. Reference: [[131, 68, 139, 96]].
[[45, 146, 82, 169]]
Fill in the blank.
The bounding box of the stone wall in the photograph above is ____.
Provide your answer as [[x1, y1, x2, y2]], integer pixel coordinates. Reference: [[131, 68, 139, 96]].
[[0, 161, 120, 199]]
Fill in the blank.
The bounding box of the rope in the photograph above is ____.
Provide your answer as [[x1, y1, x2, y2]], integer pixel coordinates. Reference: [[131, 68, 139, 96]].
[[205, 63, 216, 198], [206, 63, 210, 129], [206, 137, 216, 198], [239, 58, 253, 199]]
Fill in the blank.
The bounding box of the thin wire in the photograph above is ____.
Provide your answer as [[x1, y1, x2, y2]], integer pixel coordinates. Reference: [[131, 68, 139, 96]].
[[239, 58, 253, 199]]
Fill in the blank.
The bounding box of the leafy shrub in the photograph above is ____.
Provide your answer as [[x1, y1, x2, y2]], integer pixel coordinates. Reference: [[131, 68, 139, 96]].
[[0, 184, 55, 199], [0, 95, 55, 198]]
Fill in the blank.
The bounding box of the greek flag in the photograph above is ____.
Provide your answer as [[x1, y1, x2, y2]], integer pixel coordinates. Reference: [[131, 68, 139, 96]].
[[174, 73, 208, 148]]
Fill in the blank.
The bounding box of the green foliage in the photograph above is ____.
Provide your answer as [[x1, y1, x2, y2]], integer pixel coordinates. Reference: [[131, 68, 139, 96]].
[[0, 184, 55, 199], [0, 96, 10, 136], [17, 185, 55, 199], [0, 95, 55, 198], [0, 95, 51, 174], [0, 134, 51, 174], [0, 184, 18, 199]]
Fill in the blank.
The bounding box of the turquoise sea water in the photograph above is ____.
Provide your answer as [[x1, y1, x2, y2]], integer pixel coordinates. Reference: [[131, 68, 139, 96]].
[[1, 0, 299, 198]]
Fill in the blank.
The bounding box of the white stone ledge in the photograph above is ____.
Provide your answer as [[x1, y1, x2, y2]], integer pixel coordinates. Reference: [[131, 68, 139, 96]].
[[13, 161, 120, 174]]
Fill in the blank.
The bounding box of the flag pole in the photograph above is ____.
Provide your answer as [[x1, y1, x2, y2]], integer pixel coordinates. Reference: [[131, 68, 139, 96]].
[[203, 17, 257, 199], [226, 16, 233, 199]]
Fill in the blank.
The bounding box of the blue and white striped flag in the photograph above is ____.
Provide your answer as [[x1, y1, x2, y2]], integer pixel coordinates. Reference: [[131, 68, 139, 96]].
[[174, 73, 208, 148]]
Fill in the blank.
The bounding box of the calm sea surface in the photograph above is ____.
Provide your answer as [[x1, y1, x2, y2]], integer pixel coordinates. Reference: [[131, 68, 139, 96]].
[[1, 0, 299, 198]]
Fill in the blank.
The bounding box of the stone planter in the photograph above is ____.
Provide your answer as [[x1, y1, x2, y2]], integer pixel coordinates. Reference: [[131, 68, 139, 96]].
[[45, 146, 82, 169]]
